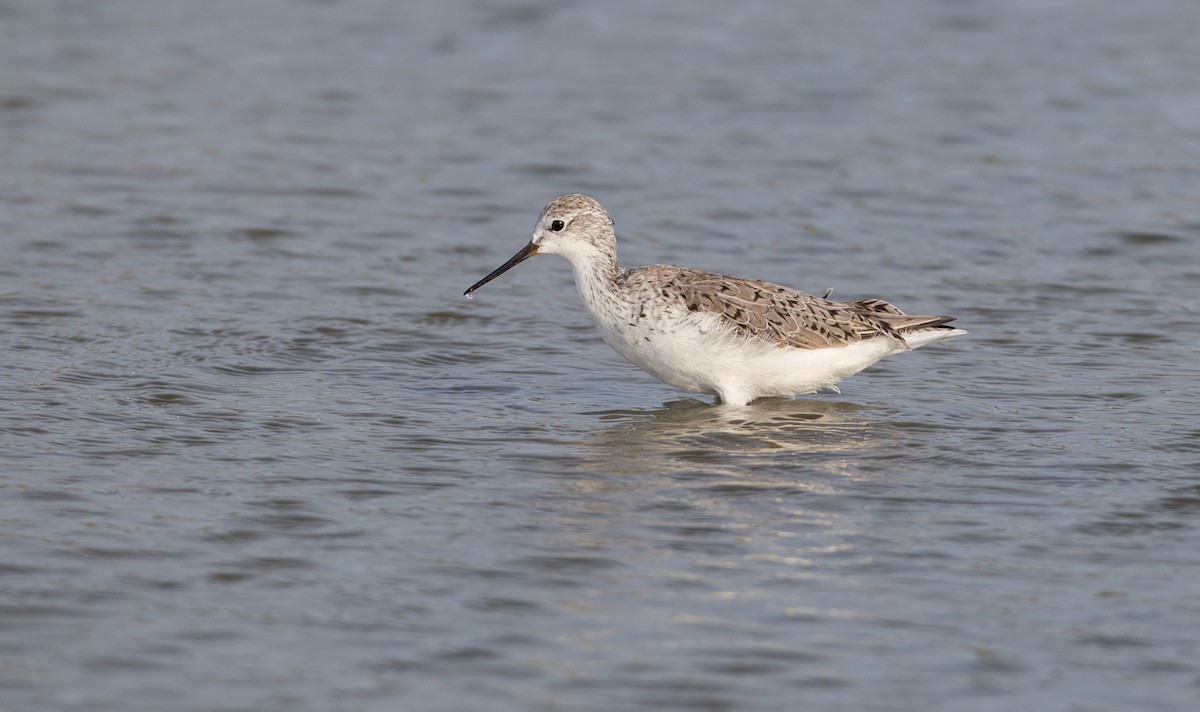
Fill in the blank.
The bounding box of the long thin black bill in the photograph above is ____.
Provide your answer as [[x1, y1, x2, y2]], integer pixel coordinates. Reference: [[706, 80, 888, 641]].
[[464, 241, 539, 296]]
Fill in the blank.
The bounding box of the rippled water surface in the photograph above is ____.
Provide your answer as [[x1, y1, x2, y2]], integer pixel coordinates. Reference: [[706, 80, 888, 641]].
[[3, 1, 1200, 710]]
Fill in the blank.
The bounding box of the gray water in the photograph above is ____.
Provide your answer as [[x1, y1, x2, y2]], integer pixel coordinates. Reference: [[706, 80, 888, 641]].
[[3, 1, 1199, 710]]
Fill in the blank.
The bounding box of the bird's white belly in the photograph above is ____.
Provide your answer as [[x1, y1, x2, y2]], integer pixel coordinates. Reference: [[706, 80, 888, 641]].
[[589, 310, 902, 405]]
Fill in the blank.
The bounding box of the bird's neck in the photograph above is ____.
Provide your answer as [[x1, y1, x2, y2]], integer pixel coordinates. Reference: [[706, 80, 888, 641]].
[[568, 251, 622, 313]]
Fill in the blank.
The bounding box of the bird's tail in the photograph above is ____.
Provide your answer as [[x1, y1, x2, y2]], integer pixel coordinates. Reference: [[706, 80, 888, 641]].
[[851, 298, 965, 350]]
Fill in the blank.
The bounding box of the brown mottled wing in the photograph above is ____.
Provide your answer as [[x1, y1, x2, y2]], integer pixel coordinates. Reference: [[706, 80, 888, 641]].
[[636, 267, 923, 349]]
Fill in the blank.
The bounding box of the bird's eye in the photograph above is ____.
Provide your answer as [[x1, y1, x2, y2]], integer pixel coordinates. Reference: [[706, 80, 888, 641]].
[[549, 219, 565, 232]]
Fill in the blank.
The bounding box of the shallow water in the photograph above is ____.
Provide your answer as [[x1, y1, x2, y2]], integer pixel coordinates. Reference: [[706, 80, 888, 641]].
[[3, 1, 1200, 710]]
